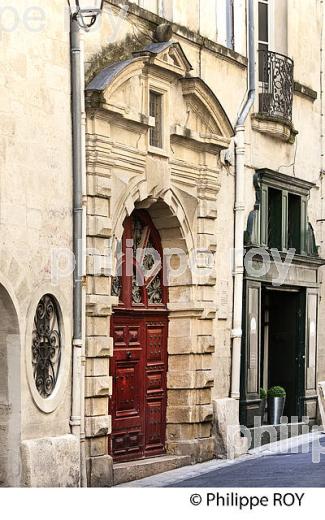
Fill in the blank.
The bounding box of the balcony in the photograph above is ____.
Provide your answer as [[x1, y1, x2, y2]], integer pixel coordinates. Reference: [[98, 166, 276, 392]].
[[252, 50, 295, 142], [258, 49, 294, 122]]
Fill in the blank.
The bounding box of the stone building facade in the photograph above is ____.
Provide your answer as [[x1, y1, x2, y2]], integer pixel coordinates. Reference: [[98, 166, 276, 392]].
[[0, 1, 77, 486], [1, 0, 325, 487]]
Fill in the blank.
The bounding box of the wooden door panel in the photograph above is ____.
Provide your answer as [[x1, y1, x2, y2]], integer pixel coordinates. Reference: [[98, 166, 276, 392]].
[[115, 364, 140, 416], [112, 324, 128, 346], [110, 318, 145, 461], [145, 399, 165, 454], [144, 319, 167, 455], [112, 430, 143, 459], [110, 315, 168, 462], [146, 323, 166, 363], [147, 371, 164, 393], [113, 324, 141, 349]]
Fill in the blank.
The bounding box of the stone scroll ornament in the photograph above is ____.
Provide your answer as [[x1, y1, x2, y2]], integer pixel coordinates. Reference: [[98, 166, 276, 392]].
[[317, 382, 325, 434], [32, 295, 62, 398]]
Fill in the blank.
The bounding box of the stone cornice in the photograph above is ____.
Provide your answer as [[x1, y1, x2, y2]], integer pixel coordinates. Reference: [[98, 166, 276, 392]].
[[245, 246, 325, 268], [171, 126, 230, 152], [106, 0, 247, 69], [255, 168, 316, 196], [294, 81, 318, 101]]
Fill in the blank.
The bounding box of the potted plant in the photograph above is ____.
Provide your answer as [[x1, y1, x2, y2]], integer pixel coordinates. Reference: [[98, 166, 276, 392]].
[[259, 388, 267, 423], [267, 386, 286, 425]]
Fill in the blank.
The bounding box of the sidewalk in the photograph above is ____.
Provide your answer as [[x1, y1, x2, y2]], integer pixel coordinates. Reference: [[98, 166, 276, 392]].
[[118, 430, 325, 488]]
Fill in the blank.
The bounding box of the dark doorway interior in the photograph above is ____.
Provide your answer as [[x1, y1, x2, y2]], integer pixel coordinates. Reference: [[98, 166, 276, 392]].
[[261, 288, 305, 421]]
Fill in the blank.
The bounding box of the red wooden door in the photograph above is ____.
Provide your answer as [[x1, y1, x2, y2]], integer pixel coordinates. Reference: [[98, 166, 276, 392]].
[[110, 210, 168, 462]]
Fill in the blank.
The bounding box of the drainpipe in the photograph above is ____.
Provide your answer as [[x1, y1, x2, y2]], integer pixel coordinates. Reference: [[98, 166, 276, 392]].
[[320, 0, 325, 243], [230, 0, 255, 399], [321, 1, 325, 178], [80, 29, 88, 489], [70, 16, 87, 487]]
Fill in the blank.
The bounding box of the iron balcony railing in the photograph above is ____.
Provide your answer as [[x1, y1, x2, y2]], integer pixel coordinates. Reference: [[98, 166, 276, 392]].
[[258, 49, 294, 123]]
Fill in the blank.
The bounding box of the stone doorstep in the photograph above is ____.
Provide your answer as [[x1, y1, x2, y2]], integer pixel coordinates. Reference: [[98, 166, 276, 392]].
[[247, 422, 309, 450], [113, 455, 192, 486]]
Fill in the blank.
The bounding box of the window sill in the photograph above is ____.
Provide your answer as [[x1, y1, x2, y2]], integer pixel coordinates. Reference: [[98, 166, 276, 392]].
[[148, 145, 170, 158], [251, 113, 298, 144]]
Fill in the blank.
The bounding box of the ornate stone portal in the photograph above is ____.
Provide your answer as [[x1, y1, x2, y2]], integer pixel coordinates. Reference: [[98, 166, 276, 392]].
[[85, 41, 233, 486]]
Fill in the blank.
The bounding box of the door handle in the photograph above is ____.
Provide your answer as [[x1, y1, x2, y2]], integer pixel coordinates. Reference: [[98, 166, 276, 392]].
[[126, 351, 132, 359]]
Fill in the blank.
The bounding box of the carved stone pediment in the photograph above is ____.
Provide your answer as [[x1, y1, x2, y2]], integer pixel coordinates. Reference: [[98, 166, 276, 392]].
[[170, 77, 233, 151], [133, 41, 193, 77], [186, 98, 222, 135], [180, 78, 233, 140], [86, 59, 146, 122], [86, 44, 233, 151]]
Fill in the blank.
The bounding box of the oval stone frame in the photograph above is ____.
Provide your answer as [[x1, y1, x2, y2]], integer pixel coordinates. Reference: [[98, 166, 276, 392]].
[[25, 288, 70, 414]]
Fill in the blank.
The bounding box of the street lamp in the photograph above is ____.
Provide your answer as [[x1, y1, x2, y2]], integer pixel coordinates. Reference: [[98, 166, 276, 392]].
[[68, 0, 104, 30]]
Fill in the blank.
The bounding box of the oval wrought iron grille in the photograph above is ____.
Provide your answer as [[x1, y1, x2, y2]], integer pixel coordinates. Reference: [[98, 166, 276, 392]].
[[32, 294, 62, 398]]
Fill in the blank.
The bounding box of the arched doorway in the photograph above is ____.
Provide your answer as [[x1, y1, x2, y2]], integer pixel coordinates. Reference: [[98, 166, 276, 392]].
[[0, 283, 21, 486], [110, 209, 168, 462]]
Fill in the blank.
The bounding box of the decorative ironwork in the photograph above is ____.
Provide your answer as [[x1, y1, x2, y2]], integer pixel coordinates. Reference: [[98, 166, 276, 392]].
[[259, 50, 294, 122], [111, 276, 122, 298], [147, 276, 163, 304], [113, 211, 167, 308], [32, 295, 62, 398], [143, 240, 155, 272], [132, 275, 142, 303], [133, 217, 144, 253]]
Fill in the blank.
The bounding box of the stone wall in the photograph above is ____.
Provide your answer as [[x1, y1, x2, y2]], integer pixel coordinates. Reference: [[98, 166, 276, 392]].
[[0, 0, 74, 485]]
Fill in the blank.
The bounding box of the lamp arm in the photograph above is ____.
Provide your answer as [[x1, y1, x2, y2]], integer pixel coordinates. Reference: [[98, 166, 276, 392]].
[[68, 0, 102, 30]]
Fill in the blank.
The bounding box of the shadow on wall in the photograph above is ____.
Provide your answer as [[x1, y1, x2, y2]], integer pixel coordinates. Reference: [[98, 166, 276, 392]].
[[0, 284, 21, 487]]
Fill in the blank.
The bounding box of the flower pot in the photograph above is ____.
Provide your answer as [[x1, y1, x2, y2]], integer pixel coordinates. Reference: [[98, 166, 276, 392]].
[[259, 398, 266, 424], [268, 397, 286, 425]]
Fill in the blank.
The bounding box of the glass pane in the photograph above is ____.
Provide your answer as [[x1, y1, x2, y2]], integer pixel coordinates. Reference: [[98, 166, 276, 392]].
[[268, 188, 282, 250], [149, 91, 163, 148], [288, 194, 301, 253], [133, 216, 144, 252], [258, 42, 269, 83], [258, 2, 269, 43], [226, 0, 234, 49]]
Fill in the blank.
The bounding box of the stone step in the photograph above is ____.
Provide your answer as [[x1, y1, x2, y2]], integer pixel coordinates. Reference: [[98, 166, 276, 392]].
[[113, 455, 192, 486]]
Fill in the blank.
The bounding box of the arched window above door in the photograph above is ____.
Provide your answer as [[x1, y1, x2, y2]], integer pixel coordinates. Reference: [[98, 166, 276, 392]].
[[111, 210, 167, 309]]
